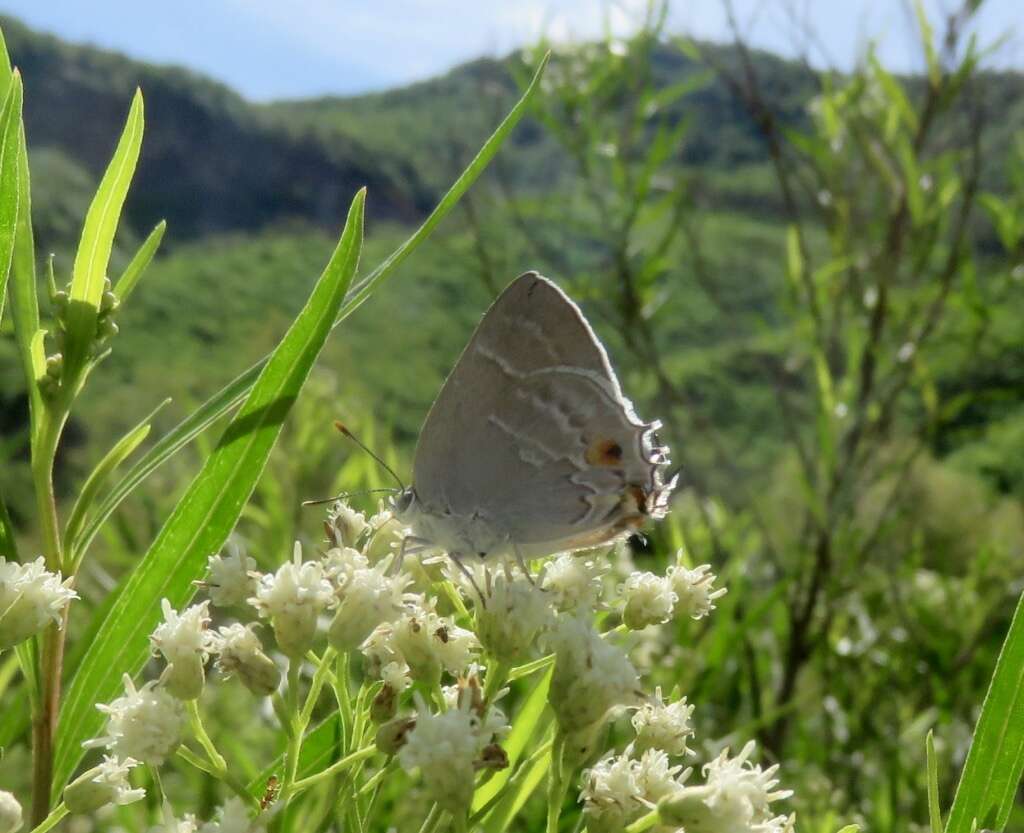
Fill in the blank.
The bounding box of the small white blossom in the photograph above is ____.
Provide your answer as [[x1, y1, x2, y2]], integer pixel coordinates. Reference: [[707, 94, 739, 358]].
[[326, 502, 369, 548], [668, 562, 726, 620], [64, 755, 145, 813], [374, 598, 478, 684], [86, 674, 186, 765], [398, 697, 478, 815], [0, 557, 77, 649], [580, 754, 645, 833], [475, 570, 553, 663], [321, 546, 369, 588], [205, 544, 257, 608], [212, 624, 280, 697], [547, 616, 639, 732], [542, 553, 606, 612], [442, 670, 510, 754], [621, 571, 676, 630], [635, 748, 689, 802], [897, 342, 916, 363], [380, 660, 411, 693], [147, 805, 198, 833], [328, 565, 409, 652], [631, 687, 695, 757], [198, 798, 264, 833], [151, 600, 215, 700], [0, 790, 21, 833], [658, 741, 793, 833], [250, 542, 334, 656]]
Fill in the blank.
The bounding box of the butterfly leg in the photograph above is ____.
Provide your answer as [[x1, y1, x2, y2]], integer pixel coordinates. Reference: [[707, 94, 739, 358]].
[[449, 551, 487, 605], [510, 540, 537, 587], [389, 535, 430, 576]]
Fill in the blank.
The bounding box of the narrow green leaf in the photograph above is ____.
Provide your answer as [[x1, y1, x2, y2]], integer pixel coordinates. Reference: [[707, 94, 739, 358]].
[[0, 72, 21, 324], [64, 398, 170, 563], [54, 189, 365, 795], [484, 746, 551, 833], [913, 0, 941, 89], [65, 89, 143, 379], [927, 730, 943, 833], [77, 55, 549, 554], [835, 826, 861, 833], [0, 486, 16, 560], [10, 116, 42, 430], [474, 668, 552, 811], [946, 591, 1024, 833], [115, 219, 165, 302]]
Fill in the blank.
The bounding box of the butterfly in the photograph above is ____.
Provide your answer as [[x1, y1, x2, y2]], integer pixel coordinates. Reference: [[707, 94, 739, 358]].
[[391, 271, 675, 575]]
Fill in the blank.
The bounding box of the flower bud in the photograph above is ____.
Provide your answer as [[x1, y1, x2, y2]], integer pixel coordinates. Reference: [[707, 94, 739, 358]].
[[150, 600, 214, 701], [85, 675, 185, 765], [0, 557, 77, 650], [250, 543, 334, 656], [547, 617, 639, 733], [475, 571, 552, 664], [667, 562, 726, 621], [326, 502, 368, 549], [212, 624, 280, 697], [327, 565, 407, 653], [376, 716, 416, 756], [370, 683, 399, 723], [621, 571, 676, 630], [0, 791, 21, 833], [205, 544, 257, 608], [63, 755, 144, 814]]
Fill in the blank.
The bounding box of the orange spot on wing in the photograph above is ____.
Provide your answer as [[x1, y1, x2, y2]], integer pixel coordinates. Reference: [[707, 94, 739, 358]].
[[585, 438, 624, 467]]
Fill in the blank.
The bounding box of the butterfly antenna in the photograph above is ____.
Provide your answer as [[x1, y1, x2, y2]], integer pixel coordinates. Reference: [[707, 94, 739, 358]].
[[334, 421, 406, 491], [301, 488, 401, 508]]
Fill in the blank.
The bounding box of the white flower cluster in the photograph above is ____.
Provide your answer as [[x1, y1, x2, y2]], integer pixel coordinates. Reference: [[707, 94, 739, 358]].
[[0, 556, 77, 650], [0, 790, 21, 833], [622, 555, 726, 629], [659, 741, 795, 833], [73, 500, 790, 830]]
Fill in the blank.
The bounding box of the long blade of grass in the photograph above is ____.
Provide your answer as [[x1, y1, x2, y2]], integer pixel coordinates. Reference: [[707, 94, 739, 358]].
[[473, 667, 552, 811], [945, 591, 1024, 833], [64, 89, 143, 379], [63, 397, 171, 563], [114, 219, 165, 302], [927, 730, 943, 833], [53, 189, 365, 795], [73, 55, 548, 564]]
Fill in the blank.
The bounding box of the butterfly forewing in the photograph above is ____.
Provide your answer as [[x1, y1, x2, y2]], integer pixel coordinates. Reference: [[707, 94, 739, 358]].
[[412, 272, 670, 552]]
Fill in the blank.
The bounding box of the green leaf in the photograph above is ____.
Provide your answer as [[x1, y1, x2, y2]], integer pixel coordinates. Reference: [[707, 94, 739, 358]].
[[913, 0, 941, 89], [0, 486, 16, 560], [53, 188, 365, 796], [474, 667, 552, 811], [76, 54, 549, 554], [835, 826, 861, 833], [64, 89, 143, 380], [0, 71, 21, 324], [115, 219, 165, 302], [64, 398, 170, 565], [945, 591, 1024, 833], [928, 730, 944, 833]]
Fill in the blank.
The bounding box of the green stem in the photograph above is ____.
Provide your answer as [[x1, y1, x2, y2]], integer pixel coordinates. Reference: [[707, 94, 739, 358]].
[[289, 745, 377, 794], [26, 801, 67, 833], [482, 660, 509, 705], [187, 700, 227, 773], [547, 733, 568, 833], [624, 809, 660, 832], [282, 660, 303, 795], [29, 409, 68, 826], [417, 804, 441, 833], [299, 647, 336, 728]]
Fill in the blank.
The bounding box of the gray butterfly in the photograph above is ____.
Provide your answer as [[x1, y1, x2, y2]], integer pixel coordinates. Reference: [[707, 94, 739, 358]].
[[392, 272, 675, 572]]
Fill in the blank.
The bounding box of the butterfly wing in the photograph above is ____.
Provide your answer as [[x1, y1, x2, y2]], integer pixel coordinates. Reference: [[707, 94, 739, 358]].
[[412, 272, 673, 553]]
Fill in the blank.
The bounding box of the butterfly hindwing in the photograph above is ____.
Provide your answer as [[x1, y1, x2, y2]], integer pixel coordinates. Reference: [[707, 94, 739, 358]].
[[412, 272, 671, 553]]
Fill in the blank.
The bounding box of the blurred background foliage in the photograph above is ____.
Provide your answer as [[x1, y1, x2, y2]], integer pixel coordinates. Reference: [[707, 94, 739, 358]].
[[1, 1, 1023, 830]]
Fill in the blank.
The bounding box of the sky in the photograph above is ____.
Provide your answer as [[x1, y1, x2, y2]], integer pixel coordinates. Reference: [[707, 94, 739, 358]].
[[0, 0, 1019, 102]]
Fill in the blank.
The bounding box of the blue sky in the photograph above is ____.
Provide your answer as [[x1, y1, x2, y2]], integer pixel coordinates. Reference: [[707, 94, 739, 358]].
[[0, 0, 1019, 101]]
